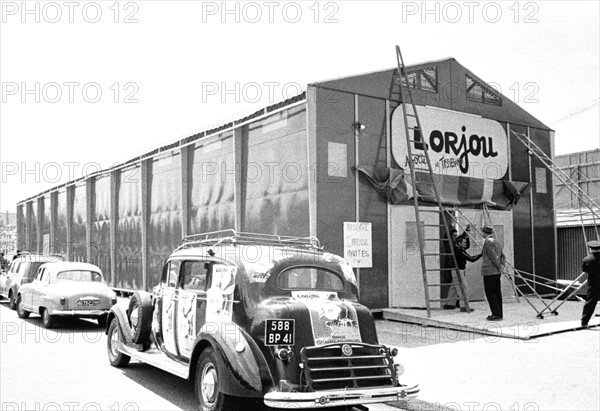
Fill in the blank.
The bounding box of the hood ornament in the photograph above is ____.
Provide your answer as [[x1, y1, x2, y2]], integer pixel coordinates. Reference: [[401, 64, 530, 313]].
[[341, 344, 353, 356]]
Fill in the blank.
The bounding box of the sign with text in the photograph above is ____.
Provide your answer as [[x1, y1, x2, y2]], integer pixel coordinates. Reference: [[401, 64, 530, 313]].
[[343, 222, 372, 268], [392, 105, 508, 180]]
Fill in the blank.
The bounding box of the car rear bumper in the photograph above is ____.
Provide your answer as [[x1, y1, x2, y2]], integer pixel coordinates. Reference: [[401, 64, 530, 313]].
[[50, 309, 110, 317], [263, 384, 419, 408]]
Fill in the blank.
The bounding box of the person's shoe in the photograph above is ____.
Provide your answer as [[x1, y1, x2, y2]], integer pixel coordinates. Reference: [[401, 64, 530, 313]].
[[443, 305, 455, 310], [460, 307, 474, 312], [581, 321, 588, 327], [486, 315, 503, 321]]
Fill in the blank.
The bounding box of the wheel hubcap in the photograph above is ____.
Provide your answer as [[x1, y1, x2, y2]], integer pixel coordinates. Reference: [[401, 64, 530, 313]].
[[130, 305, 139, 328], [201, 363, 218, 405], [109, 326, 120, 359]]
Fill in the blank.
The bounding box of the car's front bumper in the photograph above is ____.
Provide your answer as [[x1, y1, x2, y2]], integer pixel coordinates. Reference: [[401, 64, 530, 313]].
[[263, 384, 419, 408], [50, 309, 110, 317]]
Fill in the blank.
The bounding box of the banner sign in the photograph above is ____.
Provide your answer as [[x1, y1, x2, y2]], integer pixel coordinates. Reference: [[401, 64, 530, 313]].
[[392, 105, 508, 180], [343, 222, 372, 268]]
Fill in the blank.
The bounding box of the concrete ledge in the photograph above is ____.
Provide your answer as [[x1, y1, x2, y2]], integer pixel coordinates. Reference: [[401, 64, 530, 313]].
[[382, 300, 599, 340]]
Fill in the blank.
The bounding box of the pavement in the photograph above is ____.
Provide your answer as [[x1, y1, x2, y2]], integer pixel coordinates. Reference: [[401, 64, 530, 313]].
[[377, 311, 600, 411]]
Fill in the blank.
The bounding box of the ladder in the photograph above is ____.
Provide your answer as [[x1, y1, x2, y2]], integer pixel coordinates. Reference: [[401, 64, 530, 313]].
[[512, 130, 600, 240], [394, 45, 470, 317]]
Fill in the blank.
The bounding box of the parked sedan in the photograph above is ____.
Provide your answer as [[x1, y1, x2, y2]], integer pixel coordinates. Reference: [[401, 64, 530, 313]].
[[0, 253, 63, 310], [16, 262, 117, 328]]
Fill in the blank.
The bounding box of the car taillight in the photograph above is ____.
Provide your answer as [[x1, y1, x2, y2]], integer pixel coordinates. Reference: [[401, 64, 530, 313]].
[[60, 297, 66, 305], [111, 297, 117, 305]]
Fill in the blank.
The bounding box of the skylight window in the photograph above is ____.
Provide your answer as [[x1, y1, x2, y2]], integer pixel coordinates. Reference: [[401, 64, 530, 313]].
[[402, 66, 438, 93], [466, 74, 502, 106]]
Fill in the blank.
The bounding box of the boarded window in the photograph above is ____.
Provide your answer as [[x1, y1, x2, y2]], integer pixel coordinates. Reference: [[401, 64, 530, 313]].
[[535, 167, 548, 193]]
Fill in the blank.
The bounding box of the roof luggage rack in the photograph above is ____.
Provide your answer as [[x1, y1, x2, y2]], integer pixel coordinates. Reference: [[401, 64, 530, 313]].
[[176, 229, 321, 251]]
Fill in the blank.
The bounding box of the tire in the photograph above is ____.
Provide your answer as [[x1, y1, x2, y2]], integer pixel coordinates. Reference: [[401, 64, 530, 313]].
[[195, 348, 241, 411], [97, 314, 108, 328], [16, 296, 30, 319], [128, 291, 152, 345], [107, 319, 131, 368], [9, 291, 16, 310], [41, 308, 55, 329]]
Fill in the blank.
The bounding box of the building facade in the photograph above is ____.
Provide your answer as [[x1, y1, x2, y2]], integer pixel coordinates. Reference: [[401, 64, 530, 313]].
[[17, 58, 556, 309], [555, 149, 600, 283]]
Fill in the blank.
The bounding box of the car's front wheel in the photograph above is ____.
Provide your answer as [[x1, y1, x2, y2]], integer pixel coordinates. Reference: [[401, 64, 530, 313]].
[[16, 296, 30, 319], [107, 319, 130, 367], [195, 348, 241, 411], [41, 308, 55, 328]]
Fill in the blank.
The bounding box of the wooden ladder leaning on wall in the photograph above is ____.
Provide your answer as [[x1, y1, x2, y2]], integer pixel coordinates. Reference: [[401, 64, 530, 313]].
[[394, 45, 470, 318]]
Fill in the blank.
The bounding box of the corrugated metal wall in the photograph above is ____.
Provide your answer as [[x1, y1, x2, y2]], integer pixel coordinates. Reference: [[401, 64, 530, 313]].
[[557, 226, 598, 292], [18, 101, 309, 292]]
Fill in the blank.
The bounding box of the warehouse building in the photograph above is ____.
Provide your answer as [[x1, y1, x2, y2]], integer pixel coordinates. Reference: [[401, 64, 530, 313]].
[[555, 148, 600, 289], [17, 58, 556, 309]]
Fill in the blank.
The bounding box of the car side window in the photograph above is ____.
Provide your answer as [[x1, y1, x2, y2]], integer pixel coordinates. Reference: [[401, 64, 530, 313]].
[[167, 260, 181, 288], [11, 262, 19, 274], [181, 261, 208, 291]]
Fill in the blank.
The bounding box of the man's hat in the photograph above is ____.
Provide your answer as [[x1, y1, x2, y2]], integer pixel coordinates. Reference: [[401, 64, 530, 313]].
[[481, 225, 494, 235], [587, 240, 600, 250]]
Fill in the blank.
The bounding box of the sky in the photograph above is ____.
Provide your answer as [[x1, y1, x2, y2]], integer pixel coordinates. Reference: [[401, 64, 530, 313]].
[[0, 0, 599, 213]]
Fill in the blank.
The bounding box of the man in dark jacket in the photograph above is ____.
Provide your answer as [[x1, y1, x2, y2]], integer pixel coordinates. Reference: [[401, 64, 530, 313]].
[[445, 236, 482, 312], [581, 240, 600, 327]]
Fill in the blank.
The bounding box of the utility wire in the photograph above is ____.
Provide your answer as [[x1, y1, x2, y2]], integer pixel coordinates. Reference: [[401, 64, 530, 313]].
[[551, 98, 600, 125]]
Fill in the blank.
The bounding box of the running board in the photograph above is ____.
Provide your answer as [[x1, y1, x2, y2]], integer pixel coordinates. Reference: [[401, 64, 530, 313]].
[[118, 343, 189, 379]]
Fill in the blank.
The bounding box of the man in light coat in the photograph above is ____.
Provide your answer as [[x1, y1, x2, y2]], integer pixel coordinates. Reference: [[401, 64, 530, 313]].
[[481, 225, 505, 321]]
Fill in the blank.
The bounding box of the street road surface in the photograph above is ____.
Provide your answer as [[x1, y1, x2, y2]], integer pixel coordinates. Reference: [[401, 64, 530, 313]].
[[0, 303, 411, 411]]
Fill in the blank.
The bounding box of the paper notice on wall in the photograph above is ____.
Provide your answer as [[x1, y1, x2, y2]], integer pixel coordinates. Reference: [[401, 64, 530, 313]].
[[343, 222, 372, 268]]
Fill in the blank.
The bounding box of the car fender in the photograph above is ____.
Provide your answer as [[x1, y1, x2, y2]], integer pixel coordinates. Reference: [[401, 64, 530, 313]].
[[191, 322, 273, 398], [106, 303, 134, 343]]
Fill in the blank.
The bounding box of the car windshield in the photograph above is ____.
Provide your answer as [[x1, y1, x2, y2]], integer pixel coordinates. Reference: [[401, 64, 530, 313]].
[[56, 270, 102, 282], [278, 267, 344, 291]]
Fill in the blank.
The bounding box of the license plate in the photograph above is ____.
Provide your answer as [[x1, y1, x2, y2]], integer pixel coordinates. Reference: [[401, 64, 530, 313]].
[[77, 299, 99, 307], [265, 319, 295, 346]]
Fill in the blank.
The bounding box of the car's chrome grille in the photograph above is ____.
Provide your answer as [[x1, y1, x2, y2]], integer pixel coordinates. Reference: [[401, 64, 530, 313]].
[[300, 343, 396, 391]]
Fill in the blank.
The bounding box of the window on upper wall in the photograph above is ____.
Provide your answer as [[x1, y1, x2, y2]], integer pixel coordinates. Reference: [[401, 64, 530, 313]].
[[466, 75, 502, 106], [402, 66, 438, 93]]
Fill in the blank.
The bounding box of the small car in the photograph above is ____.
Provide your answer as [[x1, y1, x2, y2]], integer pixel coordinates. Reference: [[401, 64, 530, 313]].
[[16, 261, 117, 328], [105, 231, 418, 410], [0, 253, 63, 310]]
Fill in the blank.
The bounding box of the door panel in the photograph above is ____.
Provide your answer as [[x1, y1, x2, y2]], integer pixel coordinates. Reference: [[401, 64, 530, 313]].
[[176, 260, 210, 359], [29, 268, 45, 307], [162, 260, 180, 356], [389, 205, 440, 308]]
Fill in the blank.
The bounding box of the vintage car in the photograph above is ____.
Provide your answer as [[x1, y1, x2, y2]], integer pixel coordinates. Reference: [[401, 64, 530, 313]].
[[106, 231, 418, 410], [0, 253, 63, 310], [16, 261, 117, 328]]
